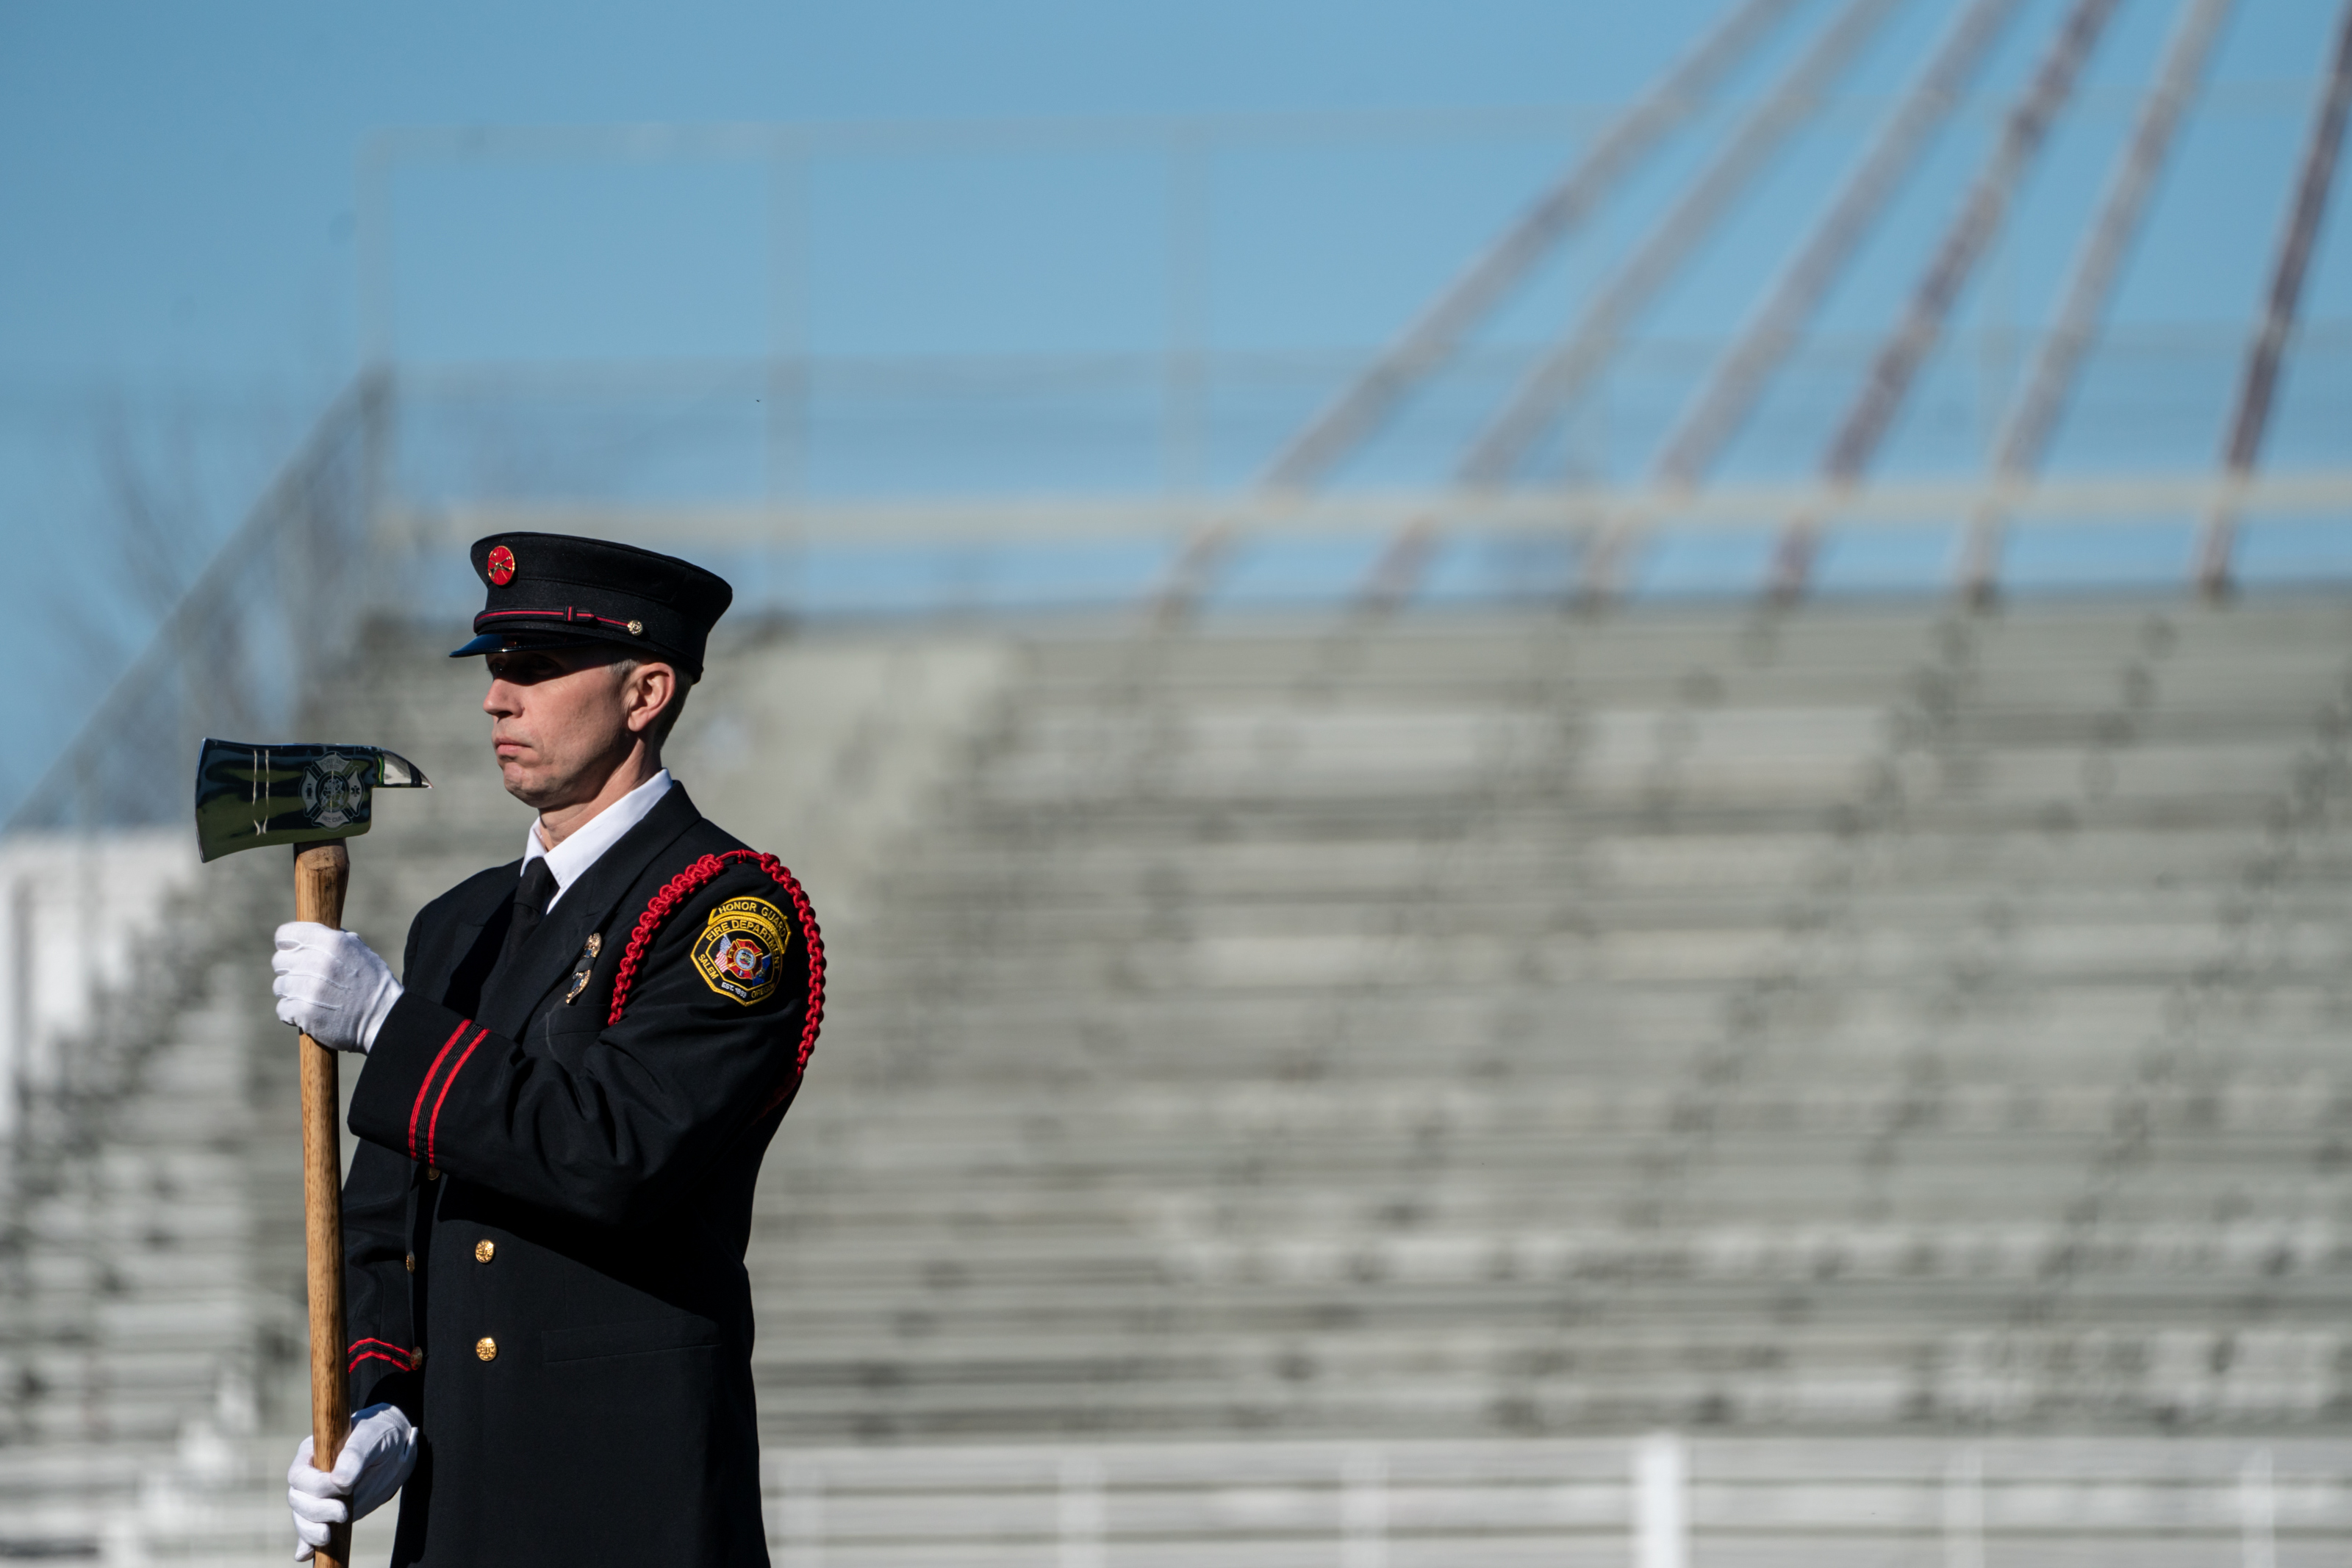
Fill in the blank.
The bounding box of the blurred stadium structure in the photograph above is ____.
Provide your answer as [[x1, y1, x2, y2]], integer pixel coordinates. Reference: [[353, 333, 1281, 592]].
[[7, 0, 2352, 1560]]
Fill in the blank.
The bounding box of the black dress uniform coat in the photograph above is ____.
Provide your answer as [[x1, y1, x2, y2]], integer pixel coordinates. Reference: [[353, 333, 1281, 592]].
[[339, 783, 822, 1567]]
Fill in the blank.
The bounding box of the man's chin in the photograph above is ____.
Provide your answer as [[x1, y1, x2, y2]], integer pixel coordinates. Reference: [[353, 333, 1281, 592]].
[[499, 766, 558, 810]]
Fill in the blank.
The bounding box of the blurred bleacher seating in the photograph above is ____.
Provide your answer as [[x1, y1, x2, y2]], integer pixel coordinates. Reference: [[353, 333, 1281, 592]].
[[6, 595, 2352, 1562]]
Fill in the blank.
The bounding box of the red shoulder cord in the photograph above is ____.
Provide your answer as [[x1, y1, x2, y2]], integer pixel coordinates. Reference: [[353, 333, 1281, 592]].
[[606, 852, 827, 1098]]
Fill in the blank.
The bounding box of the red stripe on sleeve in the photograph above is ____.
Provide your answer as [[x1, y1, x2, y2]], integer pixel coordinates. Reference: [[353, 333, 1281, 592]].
[[408, 1019, 475, 1159], [426, 1028, 489, 1168]]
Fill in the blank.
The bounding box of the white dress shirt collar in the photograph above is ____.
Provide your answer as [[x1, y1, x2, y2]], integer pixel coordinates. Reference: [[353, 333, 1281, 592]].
[[521, 769, 674, 909]]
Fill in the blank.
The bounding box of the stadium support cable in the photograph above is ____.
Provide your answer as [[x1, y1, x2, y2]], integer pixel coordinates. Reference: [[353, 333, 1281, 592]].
[[2195, 0, 2352, 599]]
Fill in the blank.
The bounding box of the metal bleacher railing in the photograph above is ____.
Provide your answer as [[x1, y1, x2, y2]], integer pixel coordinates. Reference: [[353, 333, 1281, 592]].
[[26, 325, 2352, 841]]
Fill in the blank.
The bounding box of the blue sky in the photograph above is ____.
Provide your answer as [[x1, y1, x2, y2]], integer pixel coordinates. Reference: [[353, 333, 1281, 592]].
[[2, 0, 2350, 819], [2, 1, 1740, 379], [5, 0, 2343, 375]]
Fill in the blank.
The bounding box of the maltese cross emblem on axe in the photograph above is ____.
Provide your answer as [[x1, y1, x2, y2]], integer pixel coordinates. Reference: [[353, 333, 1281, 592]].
[[196, 739, 429, 1568]]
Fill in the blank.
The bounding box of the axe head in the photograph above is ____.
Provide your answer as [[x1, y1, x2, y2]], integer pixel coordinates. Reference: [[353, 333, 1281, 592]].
[[194, 738, 431, 863]]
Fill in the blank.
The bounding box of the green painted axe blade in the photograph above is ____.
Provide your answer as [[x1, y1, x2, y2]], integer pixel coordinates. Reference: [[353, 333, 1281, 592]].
[[193, 738, 431, 863]]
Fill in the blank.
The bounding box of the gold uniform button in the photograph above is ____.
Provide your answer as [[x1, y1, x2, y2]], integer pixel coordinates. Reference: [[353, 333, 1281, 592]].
[[474, 1240, 496, 1264], [404, 1253, 415, 1273], [409, 1347, 426, 1368], [475, 1337, 498, 1363], [426, 1166, 442, 1182]]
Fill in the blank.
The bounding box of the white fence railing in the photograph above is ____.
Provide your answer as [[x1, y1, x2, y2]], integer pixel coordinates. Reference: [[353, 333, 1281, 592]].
[[751, 1436, 2352, 1567], [83, 1433, 2352, 1564]]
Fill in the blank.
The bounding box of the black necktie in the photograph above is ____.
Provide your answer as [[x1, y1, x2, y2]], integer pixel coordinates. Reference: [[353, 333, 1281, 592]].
[[499, 858, 559, 971]]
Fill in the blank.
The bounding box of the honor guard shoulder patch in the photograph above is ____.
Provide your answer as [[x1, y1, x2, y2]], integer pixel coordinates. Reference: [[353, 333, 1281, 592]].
[[609, 849, 825, 1081], [691, 896, 790, 1005]]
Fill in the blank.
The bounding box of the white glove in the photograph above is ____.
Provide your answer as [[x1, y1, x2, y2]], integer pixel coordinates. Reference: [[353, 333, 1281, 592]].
[[286, 1402, 417, 1559], [272, 922, 403, 1053]]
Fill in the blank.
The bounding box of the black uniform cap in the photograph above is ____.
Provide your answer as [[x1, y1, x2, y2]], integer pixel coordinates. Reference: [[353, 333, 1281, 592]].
[[451, 533, 734, 680]]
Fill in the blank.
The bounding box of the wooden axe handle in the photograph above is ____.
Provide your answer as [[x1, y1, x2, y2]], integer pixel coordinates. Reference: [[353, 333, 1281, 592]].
[[294, 841, 354, 1568]]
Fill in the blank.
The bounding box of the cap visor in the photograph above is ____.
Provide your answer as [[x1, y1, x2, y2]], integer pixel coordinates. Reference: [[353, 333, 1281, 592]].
[[448, 630, 624, 659]]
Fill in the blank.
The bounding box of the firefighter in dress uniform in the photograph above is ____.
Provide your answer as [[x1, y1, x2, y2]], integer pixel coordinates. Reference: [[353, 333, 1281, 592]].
[[269, 533, 823, 1566]]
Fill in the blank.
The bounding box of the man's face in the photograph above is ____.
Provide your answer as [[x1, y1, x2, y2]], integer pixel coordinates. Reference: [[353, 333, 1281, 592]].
[[481, 645, 639, 810]]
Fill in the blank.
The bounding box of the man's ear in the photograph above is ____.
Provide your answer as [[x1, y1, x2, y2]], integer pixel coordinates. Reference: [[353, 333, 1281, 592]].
[[622, 661, 678, 736]]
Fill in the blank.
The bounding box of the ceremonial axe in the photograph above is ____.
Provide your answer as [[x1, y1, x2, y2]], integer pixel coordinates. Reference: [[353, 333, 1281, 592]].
[[196, 739, 429, 1568]]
